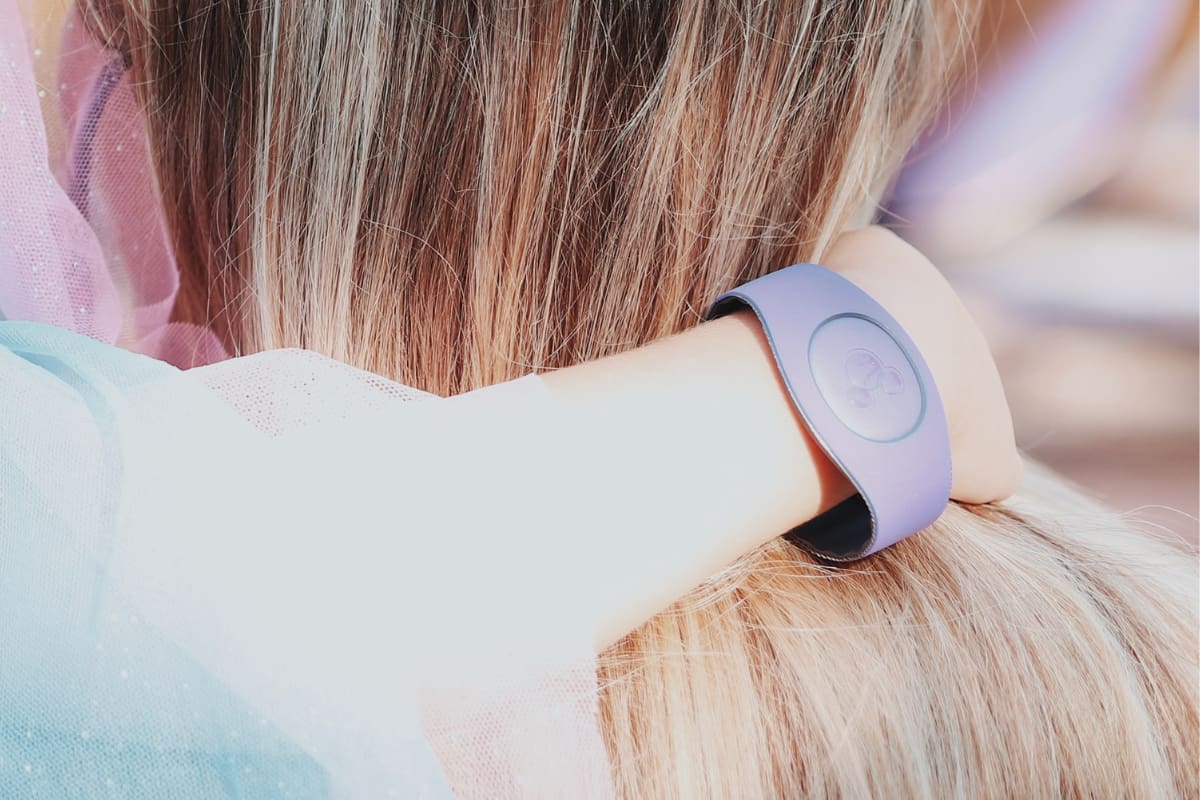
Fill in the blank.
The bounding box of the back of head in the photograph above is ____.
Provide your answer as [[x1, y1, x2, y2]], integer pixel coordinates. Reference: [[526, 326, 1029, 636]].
[[83, 0, 1199, 794]]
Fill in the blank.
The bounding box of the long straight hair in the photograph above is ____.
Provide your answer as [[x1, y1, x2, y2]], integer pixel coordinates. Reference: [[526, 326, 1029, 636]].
[[86, 1, 1198, 795], [86, 0, 962, 392]]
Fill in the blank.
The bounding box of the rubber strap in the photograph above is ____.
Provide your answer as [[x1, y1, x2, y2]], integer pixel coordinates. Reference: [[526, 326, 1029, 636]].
[[707, 263, 952, 560]]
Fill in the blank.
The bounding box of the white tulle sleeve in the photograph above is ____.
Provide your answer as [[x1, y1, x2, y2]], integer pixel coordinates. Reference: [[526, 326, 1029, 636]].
[[0, 321, 614, 798]]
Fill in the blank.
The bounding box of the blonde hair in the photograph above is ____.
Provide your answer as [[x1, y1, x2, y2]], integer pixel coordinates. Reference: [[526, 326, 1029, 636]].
[[87, 0, 1197, 795], [602, 467, 1197, 795]]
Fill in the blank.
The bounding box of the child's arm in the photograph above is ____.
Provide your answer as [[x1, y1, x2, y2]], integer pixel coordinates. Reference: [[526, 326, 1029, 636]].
[[448, 226, 1020, 648], [0, 228, 1017, 774]]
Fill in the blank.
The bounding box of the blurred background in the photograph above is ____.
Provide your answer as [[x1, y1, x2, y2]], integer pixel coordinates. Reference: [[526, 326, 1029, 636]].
[[890, 0, 1198, 546]]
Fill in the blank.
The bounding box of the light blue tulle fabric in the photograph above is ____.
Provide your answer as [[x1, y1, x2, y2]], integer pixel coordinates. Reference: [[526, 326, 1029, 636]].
[[0, 322, 613, 799], [0, 322, 454, 798]]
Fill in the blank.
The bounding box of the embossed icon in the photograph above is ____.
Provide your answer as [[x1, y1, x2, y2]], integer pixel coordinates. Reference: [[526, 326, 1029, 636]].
[[844, 348, 904, 409]]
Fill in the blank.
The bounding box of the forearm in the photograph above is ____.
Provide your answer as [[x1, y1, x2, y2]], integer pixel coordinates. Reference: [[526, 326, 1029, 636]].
[[447, 310, 853, 649]]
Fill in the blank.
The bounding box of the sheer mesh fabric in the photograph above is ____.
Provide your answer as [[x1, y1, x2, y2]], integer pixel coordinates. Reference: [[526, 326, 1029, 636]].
[[0, 3, 614, 797]]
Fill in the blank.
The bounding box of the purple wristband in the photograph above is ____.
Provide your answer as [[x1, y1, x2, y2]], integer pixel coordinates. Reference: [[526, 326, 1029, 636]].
[[707, 263, 951, 560]]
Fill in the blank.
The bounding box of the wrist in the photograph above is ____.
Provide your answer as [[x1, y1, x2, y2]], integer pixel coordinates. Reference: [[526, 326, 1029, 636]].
[[704, 310, 856, 522], [540, 309, 854, 540], [535, 309, 857, 648], [706, 262, 953, 559]]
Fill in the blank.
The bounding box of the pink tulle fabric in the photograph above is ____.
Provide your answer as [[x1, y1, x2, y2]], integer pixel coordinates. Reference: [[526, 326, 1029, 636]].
[[2, 1, 225, 366]]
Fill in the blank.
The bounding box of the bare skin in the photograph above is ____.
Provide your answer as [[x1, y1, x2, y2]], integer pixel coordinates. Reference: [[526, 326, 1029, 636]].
[[538, 225, 1020, 647]]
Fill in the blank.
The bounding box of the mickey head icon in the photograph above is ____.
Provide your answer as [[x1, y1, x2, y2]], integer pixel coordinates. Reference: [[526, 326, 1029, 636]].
[[809, 315, 924, 442], [844, 348, 905, 409]]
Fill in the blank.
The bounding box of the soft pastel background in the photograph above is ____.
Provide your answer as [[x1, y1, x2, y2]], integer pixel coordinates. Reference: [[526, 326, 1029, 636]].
[[892, 0, 1198, 547], [23, 0, 1200, 546]]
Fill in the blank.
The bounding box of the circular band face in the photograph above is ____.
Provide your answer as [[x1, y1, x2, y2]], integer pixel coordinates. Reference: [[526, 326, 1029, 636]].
[[807, 314, 925, 443]]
